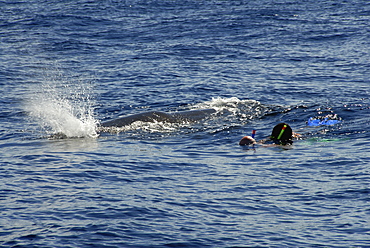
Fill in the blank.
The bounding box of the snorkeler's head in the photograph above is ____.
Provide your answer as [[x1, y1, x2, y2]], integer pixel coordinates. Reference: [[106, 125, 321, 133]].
[[239, 136, 256, 146], [270, 123, 293, 145]]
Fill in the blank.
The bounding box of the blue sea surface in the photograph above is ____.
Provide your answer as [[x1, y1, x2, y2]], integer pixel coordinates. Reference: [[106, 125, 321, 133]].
[[1, 0, 370, 247]]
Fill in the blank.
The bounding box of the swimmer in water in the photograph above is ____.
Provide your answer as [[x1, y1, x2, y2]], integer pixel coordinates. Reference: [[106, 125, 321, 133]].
[[239, 123, 300, 146]]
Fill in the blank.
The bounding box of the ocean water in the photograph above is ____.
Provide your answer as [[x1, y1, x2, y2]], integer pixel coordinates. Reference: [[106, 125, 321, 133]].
[[1, 0, 370, 247]]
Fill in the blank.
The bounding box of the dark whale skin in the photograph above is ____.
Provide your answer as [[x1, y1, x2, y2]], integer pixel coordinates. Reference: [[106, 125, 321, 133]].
[[101, 109, 216, 127]]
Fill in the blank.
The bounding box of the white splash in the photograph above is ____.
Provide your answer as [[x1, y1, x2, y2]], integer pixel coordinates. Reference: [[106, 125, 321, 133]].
[[99, 120, 186, 134], [26, 72, 99, 138], [191, 96, 263, 117]]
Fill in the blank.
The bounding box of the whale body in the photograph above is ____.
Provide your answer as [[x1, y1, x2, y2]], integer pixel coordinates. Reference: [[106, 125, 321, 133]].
[[100, 109, 216, 127]]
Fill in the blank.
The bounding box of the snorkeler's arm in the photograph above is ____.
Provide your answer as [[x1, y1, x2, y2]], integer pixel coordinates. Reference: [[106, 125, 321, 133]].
[[293, 132, 301, 139], [257, 137, 271, 144]]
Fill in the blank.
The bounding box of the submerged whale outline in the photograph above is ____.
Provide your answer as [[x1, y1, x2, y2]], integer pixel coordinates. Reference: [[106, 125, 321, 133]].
[[100, 109, 217, 127]]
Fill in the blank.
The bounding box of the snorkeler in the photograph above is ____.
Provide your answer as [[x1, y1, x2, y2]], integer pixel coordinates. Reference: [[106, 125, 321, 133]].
[[239, 123, 300, 146]]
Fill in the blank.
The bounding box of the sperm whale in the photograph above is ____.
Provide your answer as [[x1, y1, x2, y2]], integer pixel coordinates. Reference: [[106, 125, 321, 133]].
[[100, 109, 217, 127]]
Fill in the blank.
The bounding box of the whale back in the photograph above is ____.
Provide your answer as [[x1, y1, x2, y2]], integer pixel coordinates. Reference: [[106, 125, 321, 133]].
[[100, 109, 216, 127]]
